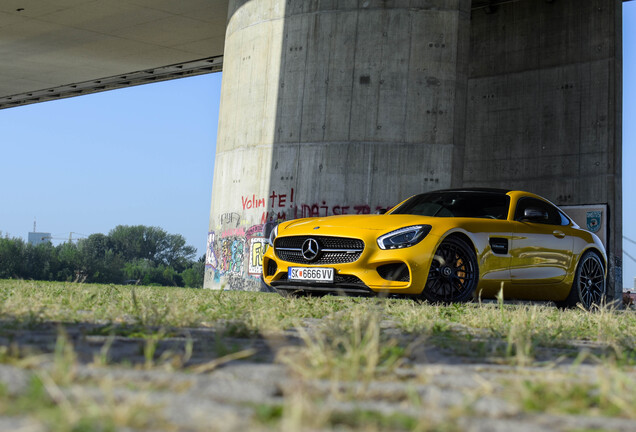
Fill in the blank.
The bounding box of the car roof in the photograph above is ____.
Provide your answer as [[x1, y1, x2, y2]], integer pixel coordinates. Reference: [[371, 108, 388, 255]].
[[429, 188, 513, 195]]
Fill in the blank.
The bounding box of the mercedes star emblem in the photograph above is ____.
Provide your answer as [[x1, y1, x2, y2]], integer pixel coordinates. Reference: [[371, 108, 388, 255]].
[[301, 238, 320, 261]]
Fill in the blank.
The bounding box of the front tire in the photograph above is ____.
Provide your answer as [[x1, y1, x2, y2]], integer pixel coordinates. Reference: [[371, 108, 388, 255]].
[[556, 251, 606, 310], [421, 237, 478, 303]]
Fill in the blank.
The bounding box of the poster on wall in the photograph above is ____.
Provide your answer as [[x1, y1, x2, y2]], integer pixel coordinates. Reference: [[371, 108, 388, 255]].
[[560, 204, 608, 248]]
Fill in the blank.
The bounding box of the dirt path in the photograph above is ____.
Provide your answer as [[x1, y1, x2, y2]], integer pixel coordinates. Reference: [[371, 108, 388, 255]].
[[1, 317, 635, 431]]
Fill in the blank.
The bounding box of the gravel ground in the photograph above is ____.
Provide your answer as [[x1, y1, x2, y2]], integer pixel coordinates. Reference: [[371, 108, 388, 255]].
[[1, 317, 635, 431]]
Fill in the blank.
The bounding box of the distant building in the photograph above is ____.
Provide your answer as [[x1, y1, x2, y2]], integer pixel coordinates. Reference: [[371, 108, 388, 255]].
[[28, 232, 51, 246]]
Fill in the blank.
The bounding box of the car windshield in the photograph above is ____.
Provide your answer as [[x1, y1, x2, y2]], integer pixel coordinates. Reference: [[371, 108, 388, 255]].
[[390, 191, 510, 220]]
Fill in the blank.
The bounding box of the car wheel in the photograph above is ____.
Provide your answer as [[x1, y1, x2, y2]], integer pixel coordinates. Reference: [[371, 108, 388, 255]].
[[556, 251, 606, 310], [421, 237, 478, 303]]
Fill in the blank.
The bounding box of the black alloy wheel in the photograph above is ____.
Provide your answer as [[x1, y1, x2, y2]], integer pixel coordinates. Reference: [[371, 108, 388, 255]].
[[421, 237, 478, 303], [557, 251, 606, 310]]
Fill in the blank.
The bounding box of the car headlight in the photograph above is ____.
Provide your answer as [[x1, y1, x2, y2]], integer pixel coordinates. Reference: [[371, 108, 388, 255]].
[[268, 224, 279, 247], [377, 225, 431, 250]]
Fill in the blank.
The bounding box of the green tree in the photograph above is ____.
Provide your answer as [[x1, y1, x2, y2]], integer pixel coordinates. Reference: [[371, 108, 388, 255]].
[[123, 259, 182, 286], [181, 260, 205, 288], [109, 225, 157, 262], [0, 236, 26, 278], [77, 234, 124, 283], [23, 242, 57, 280], [109, 225, 196, 271], [56, 242, 82, 281], [158, 232, 197, 271], [0, 226, 199, 287]]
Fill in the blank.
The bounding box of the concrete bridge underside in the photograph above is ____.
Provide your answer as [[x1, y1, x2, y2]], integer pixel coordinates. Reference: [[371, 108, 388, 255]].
[[0, 0, 626, 300], [0, 0, 228, 109]]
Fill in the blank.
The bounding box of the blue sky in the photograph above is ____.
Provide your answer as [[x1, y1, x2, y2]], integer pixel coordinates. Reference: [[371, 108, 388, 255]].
[[0, 74, 221, 258], [1, 3, 635, 286], [620, 1, 636, 288]]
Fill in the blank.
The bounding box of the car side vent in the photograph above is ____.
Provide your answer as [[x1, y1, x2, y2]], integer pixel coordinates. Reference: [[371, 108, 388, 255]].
[[489, 237, 509, 255], [377, 263, 410, 282]]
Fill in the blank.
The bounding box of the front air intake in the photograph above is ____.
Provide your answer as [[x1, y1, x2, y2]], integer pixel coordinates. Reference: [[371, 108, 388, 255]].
[[377, 263, 410, 282], [266, 259, 278, 276]]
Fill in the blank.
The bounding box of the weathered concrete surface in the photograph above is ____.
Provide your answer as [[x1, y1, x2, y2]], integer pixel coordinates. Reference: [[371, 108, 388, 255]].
[[1, 315, 635, 431], [0, 0, 228, 109], [206, 0, 472, 289], [464, 0, 623, 299]]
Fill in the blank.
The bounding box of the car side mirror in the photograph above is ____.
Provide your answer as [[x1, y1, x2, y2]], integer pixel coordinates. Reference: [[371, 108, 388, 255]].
[[522, 207, 548, 222]]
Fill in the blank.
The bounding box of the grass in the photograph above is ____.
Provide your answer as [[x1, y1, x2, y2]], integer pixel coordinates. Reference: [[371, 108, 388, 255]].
[[517, 377, 634, 418], [0, 279, 359, 332], [0, 279, 634, 430], [0, 334, 165, 431], [277, 304, 406, 382], [2, 279, 634, 346]]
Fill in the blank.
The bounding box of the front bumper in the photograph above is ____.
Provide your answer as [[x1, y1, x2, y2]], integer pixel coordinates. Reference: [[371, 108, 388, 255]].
[[269, 272, 375, 296], [262, 233, 440, 296]]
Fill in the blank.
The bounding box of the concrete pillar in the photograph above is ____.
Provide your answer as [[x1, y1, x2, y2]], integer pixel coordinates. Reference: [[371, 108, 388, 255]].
[[205, 0, 472, 290], [463, 0, 623, 300]]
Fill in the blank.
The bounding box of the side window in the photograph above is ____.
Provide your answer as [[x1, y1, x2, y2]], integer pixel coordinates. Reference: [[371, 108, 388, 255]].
[[559, 211, 571, 226], [514, 197, 565, 226]]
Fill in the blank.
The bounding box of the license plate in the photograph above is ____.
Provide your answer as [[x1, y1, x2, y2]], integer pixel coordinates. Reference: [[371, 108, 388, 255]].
[[288, 267, 334, 282]]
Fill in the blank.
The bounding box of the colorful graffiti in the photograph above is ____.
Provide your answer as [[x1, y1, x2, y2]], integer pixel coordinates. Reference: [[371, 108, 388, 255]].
[[248, 237, 268, 276], [221, 227, 245, 238], [206, 232, 218, 268], [207, 188, 390, 289], [221, 237, 245, 275], [206, 224, 268, 283]]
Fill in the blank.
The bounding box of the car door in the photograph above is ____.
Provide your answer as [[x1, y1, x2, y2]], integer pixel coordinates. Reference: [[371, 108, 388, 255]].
[[509, 197, 573, 284]]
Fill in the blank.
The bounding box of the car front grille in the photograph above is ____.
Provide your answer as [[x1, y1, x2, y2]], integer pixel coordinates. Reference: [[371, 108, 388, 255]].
[[275, 236, 364, 265]]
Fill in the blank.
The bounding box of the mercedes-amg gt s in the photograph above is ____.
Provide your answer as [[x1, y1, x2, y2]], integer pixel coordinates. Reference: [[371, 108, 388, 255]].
[[262, 189, 607, 309]]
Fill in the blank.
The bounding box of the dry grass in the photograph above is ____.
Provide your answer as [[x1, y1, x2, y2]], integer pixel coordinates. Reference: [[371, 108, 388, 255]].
[[0, 279, 634, 431], [277, 304, 405, 382]]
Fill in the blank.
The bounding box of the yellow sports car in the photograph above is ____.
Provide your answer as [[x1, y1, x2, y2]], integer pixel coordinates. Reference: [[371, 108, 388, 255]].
[[262, 189, 607, 309]]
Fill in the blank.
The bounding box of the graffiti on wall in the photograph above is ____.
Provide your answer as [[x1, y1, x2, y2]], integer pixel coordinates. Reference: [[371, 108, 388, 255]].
[[221, 237, 245, 275], [248, 237, 267, 276], [205, 232, 220, 283], [206, 223, 268, 283], [207, 187, 389, 288], [219, 212, 241, 227], [241, 188, 390, 223]]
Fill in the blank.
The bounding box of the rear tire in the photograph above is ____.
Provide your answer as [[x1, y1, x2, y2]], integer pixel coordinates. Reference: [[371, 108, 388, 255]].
[[555, 251, 606, 310], [421, 237, 478, 303]]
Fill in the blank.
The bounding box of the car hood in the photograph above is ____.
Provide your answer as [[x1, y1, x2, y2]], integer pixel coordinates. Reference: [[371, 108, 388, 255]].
[[279, 214, 437, 235]]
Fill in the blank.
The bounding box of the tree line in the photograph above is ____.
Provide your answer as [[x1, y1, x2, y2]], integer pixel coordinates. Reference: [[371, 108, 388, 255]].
[[0, 225, 204, 288]]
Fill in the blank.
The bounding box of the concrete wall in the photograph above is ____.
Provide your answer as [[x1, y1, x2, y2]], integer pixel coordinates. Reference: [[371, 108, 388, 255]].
[[205, 0, 285, 289], [206, 0, 472, 290], [464, 0, 623, 298]]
